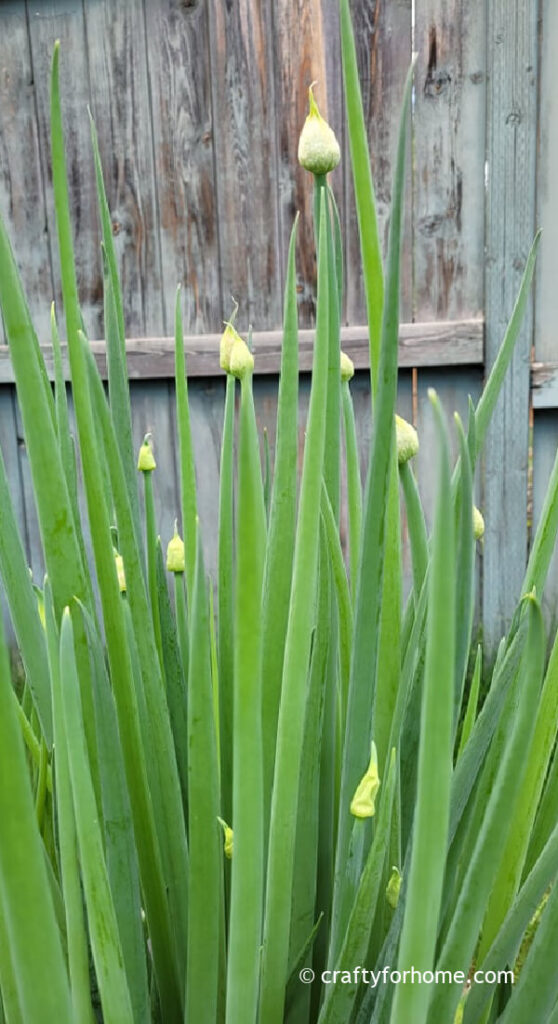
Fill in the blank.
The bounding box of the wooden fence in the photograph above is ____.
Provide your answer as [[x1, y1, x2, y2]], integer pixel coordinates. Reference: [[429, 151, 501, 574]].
[[0, 0, 556, 647]]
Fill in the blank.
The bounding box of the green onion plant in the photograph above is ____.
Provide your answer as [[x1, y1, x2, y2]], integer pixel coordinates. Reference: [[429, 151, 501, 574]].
[[0, 4, 557, 1022]]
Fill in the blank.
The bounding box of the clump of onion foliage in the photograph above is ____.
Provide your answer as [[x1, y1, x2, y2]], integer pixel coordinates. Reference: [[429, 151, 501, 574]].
[[1, 2, 558, 1023]]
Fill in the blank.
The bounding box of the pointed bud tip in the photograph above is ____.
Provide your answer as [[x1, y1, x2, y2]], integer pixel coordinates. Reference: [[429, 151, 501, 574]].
[[350, 741, 380, 819], [166, 526, 185, 573], [137, 435, 156, 472], [298, 84, 340, 176]]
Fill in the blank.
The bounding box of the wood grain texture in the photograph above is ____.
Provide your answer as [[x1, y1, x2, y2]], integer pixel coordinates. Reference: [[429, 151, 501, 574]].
[[483, 0, 538, 649], [205, 0, 282, 328], [532, 364, 558, 410], [12, 393, 44, 582], [0, 318, 482, 382], [344, 0, 412, 324], [84, 0, 164, 336], [532, 413, 558, 629], [0, 388, 30, 639], [272, 0, 343, 323], [130, 380, 181, 561], [533, 0, 558, 628], [144, 0, 221, 334], [413, 0, 486, 320], [0, 1, 53, 344], [26, 0, 101, 339], [535, 0, 558, 366]]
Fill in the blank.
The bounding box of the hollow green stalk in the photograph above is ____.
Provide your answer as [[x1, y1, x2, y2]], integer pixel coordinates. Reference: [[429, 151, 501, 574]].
[[259, 191, 330, 1024]]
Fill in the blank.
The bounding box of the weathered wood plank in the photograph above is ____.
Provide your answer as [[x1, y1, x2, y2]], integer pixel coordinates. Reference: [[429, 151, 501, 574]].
[[0, 318, 482, 383], [144, 0, 220, 335], [344, 0, 413, 324], [0, 1, 53, 343], [535, 0, 558, 369], [414, 367, 483, 530], [533, 0, 558, 627], [130, 380, 181, 560], [205, 0, 282, 328], [272, 0, 343, 323], [412, 0, 486, 320], [26, 0, 101, 339], [84, 0, 164, 336], [12, 393, 44, 582], [483, 0, 538, 648], [532, 413, 558, 628], [532, 364, 558, 411], [0, 388, 29, 640]]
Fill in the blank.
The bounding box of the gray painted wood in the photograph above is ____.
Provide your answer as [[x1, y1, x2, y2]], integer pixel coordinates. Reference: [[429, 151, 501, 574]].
[[532, 364, 558, 411], [130, 379, 181, 560], [84, 0, 165, 336], [272, 0, 343, 323], [144, 0, 221, 334], [205, 0, 282, 328], [532, 413, 558, 630], [26, 0, 102, 339], [12, 393, 44, 583], [483, 0, 538, 650], [0, 1, 53, 344], [0, 388, 31, 640], [344, 0, 413, 324], [413, 0, 486, 321], [535, 0, 558, 370], [0, 318, 484, 382], [533, 0, 558, 628]]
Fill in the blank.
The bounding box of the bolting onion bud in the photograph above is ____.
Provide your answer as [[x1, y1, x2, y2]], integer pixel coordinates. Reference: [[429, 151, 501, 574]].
[[386, 866, 402, 909], [137, 434, 156, 473], [298, 83, 341, 176], [350, 741, 380, 819], [340, 350, 354, 382], [114, 550, 126, 593], [473, 506, 485, 541], [166, 521, 185, 574], [229, 336, 254, 380], [395, 414, 419, 465], [217, 817, 233, 859], [220, 299, 241, 373]]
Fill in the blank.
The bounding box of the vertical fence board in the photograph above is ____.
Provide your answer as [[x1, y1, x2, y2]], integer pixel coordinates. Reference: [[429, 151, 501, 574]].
[[12, 396, 44, 583], [344, 0, 413, 325], [483, 0, 538, 650], [413, 0, 486, 322], [533, 413, 558, 629], [26, 0, 101, 338], [272, 0, 343, 325], [84, 0, 164, 337], [130, 380, 180, 557], [144, 0, 221, 335], [0, 389, 28, 640], [533, 0, 558, 624], [0, 1, 53, 344], [206, 0, 282, 329]]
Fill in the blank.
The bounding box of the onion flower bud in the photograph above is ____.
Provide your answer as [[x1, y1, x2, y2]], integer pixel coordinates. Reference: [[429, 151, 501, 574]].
[[386, 866, 402, 909], [166, 521, 185, 574], [350, 741, 380, 819], [137, 434, 156, 473], [217, 817, 233, 859], [473, 505, 485, 541], [396, 414, 419, 465], [298, 83, 340, 176], [340, 350, 355, 382]]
